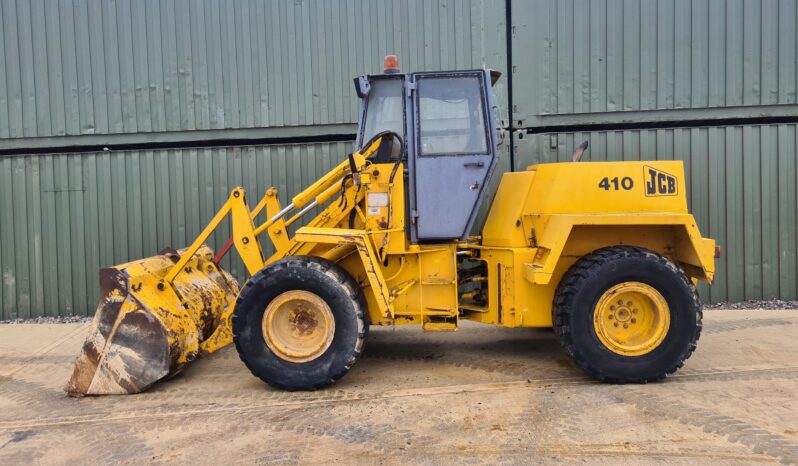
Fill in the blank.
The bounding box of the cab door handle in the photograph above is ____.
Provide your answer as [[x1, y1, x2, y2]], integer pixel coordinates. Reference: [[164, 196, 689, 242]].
[[463, 161, 484, 168]]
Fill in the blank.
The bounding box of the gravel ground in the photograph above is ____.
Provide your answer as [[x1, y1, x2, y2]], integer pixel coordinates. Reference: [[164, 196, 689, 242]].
[[0, 315, 93, 324], [1, 299, 797, 324], [703, 299, 798, 310]]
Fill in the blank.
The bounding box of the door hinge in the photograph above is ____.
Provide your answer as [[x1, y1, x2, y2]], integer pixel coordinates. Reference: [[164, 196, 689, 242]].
[[406, 81, 416, 94], [411, 209, 419, 224]]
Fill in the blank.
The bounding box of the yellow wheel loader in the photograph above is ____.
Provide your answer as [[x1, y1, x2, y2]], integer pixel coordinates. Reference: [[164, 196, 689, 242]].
[[67, 56, 715, 395]]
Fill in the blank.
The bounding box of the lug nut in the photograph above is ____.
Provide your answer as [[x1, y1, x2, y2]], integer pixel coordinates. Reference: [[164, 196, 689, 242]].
[[632, 309, 638, 314], [623, 323, 629, 328], [613, 322, 619, 327], [627, 301, 633, 306], [608, 315, 614, 320], [610, 305, 616, 310], [631, 318, 637, 324], [617, 300, 623, 305]]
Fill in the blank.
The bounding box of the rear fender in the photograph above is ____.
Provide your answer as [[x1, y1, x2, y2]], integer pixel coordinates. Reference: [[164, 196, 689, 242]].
[[522, 214, 716, 286]]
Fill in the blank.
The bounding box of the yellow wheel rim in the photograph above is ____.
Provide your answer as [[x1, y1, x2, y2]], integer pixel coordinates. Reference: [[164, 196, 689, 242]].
[[262, 290, 335, 363], [593, 282, 670, 356]]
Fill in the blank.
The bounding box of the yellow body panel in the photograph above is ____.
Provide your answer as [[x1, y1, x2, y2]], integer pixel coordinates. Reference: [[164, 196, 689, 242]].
[[465, 160, 715, 328]]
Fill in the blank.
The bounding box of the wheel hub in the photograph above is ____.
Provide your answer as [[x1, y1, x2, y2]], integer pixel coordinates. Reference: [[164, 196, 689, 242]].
[[262, 290, 335, 363], [593, 282, 670, 356]]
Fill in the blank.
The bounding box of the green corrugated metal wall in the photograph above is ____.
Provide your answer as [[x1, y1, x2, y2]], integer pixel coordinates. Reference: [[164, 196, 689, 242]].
[[0, 0, 796, 318], [0, 0, 507, 140], [511, 0, 797, 123]]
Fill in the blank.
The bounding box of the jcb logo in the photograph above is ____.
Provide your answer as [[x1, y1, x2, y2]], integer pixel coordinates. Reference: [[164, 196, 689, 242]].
[[644, 166, 677, 196]]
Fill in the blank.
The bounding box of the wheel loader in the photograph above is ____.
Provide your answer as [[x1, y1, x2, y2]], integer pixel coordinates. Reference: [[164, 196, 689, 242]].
[[67, 56, 715, 395]]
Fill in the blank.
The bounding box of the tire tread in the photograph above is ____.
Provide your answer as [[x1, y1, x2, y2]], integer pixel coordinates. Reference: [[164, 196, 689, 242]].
[[552, 246, 702, 383], [232, 256, 367, 391]]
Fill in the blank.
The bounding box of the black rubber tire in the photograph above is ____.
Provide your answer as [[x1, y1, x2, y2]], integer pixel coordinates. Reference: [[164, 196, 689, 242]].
[[232, 256, 367, 391], [552, 246, 702, 383]]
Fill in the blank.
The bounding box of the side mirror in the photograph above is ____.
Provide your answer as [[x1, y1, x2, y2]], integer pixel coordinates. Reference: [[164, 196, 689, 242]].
[[353, 76, 371, 98]]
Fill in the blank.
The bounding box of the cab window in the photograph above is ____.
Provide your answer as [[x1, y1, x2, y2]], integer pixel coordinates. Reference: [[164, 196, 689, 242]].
[[417, 76, 488, 156]]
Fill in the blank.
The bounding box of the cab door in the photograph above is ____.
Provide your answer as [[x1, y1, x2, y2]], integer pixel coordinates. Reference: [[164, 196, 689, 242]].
[[408, 70, 498, 242]]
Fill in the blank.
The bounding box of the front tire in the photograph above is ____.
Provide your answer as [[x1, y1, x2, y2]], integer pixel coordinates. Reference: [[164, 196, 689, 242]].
[[232, 256, 367, 391], [553, 246, 702, 383]]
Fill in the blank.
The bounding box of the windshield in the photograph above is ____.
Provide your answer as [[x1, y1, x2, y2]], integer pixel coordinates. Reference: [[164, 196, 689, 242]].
[[361, 78, 405, 145]]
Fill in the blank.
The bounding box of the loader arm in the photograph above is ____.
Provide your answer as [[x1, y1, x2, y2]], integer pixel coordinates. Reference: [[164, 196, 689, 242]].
[[165, 136, 384, 283], [173, 136, 388, 354]]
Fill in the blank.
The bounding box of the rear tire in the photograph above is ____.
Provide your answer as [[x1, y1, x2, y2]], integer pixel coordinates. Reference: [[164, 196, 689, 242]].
[[232, 256, 367, 391], [553, 246, 701, 383]]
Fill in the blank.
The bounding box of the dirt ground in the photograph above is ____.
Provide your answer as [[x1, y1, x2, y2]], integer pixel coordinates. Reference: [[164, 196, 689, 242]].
[[1, 310, 796, 465]]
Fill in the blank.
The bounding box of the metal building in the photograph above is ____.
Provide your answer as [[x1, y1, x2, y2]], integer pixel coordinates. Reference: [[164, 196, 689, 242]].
[[0, 0, 796, 318]]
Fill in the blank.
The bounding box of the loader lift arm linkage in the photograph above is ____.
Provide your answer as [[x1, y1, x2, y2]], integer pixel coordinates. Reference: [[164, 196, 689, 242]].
[[168, 137, 382, 283], [171, 135, 390, 353]]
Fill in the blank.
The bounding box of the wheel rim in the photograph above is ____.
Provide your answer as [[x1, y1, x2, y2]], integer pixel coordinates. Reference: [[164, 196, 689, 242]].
[[593, 282, 670, 356], [262, 290, 335, 363]]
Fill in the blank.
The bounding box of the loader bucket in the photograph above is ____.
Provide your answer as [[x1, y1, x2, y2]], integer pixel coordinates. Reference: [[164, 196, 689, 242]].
[[65, 245, 239, 396]]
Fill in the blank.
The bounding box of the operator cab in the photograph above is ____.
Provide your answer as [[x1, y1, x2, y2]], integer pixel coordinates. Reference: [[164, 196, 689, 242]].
[[354, 55, 500, 243]]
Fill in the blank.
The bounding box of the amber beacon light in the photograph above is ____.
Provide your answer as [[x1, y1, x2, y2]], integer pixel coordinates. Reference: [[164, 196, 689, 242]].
[[384, 54, 400, 74]]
